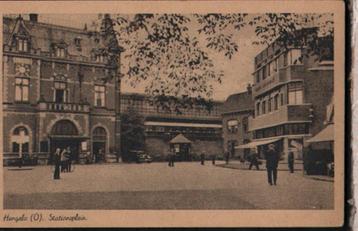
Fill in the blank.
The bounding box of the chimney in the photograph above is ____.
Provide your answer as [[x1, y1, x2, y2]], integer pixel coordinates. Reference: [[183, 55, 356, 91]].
[[29, 14, 38, 23]]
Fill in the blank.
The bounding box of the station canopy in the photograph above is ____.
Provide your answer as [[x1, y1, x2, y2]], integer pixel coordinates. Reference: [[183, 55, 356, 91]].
[[235, 137, 281, 149], [306, 124, 334, 143], [169, 134, 192, 144]]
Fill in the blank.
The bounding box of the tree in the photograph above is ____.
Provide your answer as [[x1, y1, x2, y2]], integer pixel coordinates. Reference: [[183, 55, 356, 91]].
[[120, 106, 146, 162], [92, 13, 333, 110]]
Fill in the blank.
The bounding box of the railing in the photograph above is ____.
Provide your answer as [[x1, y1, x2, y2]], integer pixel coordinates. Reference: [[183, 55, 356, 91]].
[[38, 101, 90, 113], [249, 104, 312, 131]]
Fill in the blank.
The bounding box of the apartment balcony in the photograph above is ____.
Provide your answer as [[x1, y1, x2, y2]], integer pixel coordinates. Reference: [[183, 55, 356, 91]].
[[38, 101, 90, 113], [253, 65, 306, 97], [248, 104, 312, 131]]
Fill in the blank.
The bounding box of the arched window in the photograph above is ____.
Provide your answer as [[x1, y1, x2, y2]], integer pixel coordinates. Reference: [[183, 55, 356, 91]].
[[11, 126, 30, 155], [51, 120, 78, 136], [93, 127, 107, 142]]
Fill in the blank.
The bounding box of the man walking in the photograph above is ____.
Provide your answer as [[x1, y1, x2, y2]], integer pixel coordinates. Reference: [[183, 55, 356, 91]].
[[288, 151, 294, 173], [66, 146, 72, 172], [212, 154, 216, 165], [53, 148, 61, 180], [265, 144, 279, 185]]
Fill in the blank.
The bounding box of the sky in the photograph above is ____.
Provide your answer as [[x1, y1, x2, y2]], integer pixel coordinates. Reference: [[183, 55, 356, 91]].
[[36, 14, 264, 101]]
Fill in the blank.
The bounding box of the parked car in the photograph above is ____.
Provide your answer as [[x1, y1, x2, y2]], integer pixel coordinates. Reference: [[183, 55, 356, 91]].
[[134, 151, 153, 163]]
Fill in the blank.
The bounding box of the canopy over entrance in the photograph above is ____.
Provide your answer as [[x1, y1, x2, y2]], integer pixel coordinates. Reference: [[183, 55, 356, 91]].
[[235, 137, 281, 149], [306, 124, 334, 143], [170, 133, 192, 144]]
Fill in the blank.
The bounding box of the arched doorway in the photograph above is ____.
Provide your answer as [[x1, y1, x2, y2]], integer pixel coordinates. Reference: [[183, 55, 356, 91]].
[[92, 127, 107, 163], [49, 120, 81, 163]]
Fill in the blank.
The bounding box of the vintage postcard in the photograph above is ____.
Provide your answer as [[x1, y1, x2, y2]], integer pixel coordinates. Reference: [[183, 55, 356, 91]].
[[0, 0, 345, 228]]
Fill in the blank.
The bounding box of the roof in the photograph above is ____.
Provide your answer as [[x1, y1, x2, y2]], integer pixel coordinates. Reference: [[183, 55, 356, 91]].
[[306, 124, 334, 143], [169, 134, 192, 144], [3, 16, 108, 62], [222, 91, 254, 114]]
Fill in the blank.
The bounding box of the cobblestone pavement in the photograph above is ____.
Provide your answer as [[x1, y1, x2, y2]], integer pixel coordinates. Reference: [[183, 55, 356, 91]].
[[4, 162, 333, 209]]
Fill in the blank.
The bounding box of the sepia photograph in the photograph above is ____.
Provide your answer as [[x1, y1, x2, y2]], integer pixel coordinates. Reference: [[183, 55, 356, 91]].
[[0, 0, 345, 228]]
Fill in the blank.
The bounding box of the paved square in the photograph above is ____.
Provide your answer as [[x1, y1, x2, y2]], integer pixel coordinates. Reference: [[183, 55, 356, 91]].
[[4, 162, 333, 209]]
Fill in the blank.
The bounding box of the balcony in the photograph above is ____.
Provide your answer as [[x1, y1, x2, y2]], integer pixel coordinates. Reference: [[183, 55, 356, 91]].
[[38, 101, 90, 113], [253, 65, 306, 97], [249, 104, 312, 131]]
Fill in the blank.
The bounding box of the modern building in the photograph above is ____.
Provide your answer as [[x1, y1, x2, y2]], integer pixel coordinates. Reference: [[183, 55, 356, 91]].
[[120, 93, 223, 160], [2, 15, 123, 165], [221, 85, 254, 159], [246, 28, 334, 160]]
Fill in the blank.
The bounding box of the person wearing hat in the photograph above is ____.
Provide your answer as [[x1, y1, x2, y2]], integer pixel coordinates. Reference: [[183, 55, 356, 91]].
[[265, 143, 280, 185]]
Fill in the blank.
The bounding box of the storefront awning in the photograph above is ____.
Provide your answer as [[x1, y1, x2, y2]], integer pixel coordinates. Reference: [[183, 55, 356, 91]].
[[235, 137, 281, 149], [306, 124, 334, 143]]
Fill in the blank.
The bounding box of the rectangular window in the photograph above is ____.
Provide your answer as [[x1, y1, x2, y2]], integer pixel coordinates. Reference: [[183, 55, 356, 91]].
[[288, 83, 303, 105], [256, 71, 260, 83], [262, 66, 267, 80], [289, 49, 302, 65], [17, 39, 28, 52], [15, 78, 29, 102], [268, 98, 272, 112], [256, 102, 260, 116], [274, 59, 278, 72], [261, 100, 266, 114], [95, 85, 106, 107], [56, 48, 66, 58], [274, 94, 279, 110], [54, 82, 67, 103], [280, 93, 284, 106]]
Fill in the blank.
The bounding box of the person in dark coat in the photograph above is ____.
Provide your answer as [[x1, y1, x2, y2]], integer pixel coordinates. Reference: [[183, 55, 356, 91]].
[[225, 151, 230, 165], [249, 151, 260, 170], [288, 151, 294, 173], [53, 148, 61, 180], [60, 148, 68, 172], [168, 150, 175, 167], [200, 152, 205, 165], [265, 144, 279, 185], [212, 154, 216, 165], [66, 146, 72, 172]]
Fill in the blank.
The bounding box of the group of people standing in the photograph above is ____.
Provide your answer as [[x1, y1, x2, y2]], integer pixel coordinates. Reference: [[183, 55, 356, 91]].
[[53, 146, 73, 180]]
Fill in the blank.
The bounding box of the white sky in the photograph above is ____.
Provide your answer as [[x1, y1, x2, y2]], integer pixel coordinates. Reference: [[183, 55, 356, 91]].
[[36, 14, 264, 101]]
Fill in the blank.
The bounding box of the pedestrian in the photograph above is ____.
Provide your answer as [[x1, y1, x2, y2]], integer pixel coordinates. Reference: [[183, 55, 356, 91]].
[[168, 150, 175, 167], [200, 152, 205, 165], [60, 148, 68, 172], [53, 148, 61, 180], [212, 154, 216, 165], [288, 151, 294, 173], [264, 144, 279, 186], [249, 151, 260, 170], [66, 146, 72, 172], [225, 151, 230, 164]]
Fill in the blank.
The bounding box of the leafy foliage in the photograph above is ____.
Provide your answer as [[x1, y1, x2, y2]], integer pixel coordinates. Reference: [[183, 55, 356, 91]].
[[91, 13, 333, 111], [120, 107, 146, 162]]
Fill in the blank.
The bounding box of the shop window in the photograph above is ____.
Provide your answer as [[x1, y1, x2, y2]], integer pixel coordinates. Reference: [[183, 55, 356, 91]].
[[274, 95, 279, 110], [15, 77, 29, 102]]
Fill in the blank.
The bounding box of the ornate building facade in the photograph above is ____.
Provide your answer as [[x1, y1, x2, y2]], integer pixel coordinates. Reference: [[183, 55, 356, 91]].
[[2, 15, 122, 165]]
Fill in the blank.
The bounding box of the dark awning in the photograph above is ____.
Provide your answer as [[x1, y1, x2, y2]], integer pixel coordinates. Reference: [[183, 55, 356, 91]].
[[306, 124, 334, 143]]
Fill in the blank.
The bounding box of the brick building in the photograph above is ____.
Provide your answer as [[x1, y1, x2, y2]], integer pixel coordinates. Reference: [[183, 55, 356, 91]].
[[2, 15, 123, 165], [221, 86, 254, 159], [245, 28, 333, 160], [120, 93, 223, 160]]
